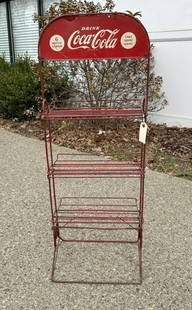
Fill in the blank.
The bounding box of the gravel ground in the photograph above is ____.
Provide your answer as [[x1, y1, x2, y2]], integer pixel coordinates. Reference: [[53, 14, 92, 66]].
[[0, 128, 192, 310]]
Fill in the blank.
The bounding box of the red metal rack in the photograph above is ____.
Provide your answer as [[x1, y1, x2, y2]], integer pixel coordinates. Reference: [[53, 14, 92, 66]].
[[39, 12, 150, 285], [47, 153, 142, 178]]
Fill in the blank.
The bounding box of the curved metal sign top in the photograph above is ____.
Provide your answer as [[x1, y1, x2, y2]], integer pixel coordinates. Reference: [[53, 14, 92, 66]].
[[38, 13, 150, 61]]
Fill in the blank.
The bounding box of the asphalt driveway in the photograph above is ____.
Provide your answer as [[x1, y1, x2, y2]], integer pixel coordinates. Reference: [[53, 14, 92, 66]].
[[0, 129, 191, 310]]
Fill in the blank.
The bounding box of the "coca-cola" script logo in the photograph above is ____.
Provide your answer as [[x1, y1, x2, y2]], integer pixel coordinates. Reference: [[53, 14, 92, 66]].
[[67, 29, 119, 50]]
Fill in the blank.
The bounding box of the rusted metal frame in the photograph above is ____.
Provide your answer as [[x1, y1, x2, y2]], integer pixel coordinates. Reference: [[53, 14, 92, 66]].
[[40, 51, 148, 287], [44, 121, 59, 246], [60, 196, 138, 201], [56, 160, 140, 166], [48, 122, 60, 244], [55, 215, 139, 221], [40, 104, 144, 120], [52, 168, 141, 173], [53, 98, 143, 104], [54, 162, 140, 167], [40, 71, 56, 218], [49, 164, 142, 175], [56, 153, 140, 159], [55, 157, 140, 164], [57, 209, 138, 213], [42, 95, 56, 232], [54, 156, 141, 167], [57, 197, 139, 221], [58, 206, 138, 210], [42, 109, 143, 115], [144, 54, 151, 117], [39, 13, 150, 285], [137, 156, 145, 247], [55, 220, 139, 225], [52, 157, 142, 172], [45, 120, 58, 217], [41, 109, 144, 120], [138, 143, 145, 251], [43, 108, 55, 222], [138, 54, 150, 253], [56, 226, 138, 231], [40, 62, 59, 246], [51, 171, 141, 177], [58, 239, 138, 244], [49, 175, 142, 179]]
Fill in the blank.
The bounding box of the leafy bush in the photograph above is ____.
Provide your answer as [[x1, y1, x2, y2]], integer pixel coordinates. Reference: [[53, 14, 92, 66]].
[[0, 57, 39, 119], [0, 57, 73, 119], [39, 61, 73, 103]]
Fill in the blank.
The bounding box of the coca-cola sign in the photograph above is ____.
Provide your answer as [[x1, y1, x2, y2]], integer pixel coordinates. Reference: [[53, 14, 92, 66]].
[[39, 13, 150, 60], [67, 28, 120, 50]]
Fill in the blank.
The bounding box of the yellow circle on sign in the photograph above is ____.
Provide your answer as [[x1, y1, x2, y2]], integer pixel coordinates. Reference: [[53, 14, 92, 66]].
[[121, 32, 136, 49]]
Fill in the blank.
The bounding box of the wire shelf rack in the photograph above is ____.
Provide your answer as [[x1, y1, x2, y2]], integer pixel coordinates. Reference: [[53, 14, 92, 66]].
[[39, 12, 150, 285], [48, 153, 143, 178]]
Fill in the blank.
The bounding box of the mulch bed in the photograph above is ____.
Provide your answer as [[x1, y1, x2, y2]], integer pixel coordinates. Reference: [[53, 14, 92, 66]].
[[1, 118, 191, 158]]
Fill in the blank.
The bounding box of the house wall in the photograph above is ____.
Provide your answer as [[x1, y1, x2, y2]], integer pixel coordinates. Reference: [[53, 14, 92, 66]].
[[115, 0, 192, 127]]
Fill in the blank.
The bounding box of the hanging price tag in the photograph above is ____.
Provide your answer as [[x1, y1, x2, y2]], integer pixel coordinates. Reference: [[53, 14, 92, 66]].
[[139, 122, 148, 144]]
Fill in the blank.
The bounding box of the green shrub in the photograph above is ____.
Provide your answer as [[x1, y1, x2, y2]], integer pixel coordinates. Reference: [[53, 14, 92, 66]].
[[0, 57, 73, 119], [0, 57, 40, 119], [40, 61, 73, 103]]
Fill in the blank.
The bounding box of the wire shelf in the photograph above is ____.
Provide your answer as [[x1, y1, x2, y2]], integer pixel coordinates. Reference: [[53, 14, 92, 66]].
[[53, 196, 140, 234], [41, 107, 144, 120], [41, 99, 145, 120], [48, 153, 143, 178]]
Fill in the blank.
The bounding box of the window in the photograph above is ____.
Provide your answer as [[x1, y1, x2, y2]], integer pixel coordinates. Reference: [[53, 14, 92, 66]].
[[10, 0, 39, 60], [0, 2, 10, 61], [0, 0, 61, 62]]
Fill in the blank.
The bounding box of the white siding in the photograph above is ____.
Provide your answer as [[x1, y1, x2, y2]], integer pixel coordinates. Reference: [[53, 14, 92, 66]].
[[10, 0, 39, 60], [148, 40, 192, 127], [0, 2, 10, 61], [113, 0, 192, 127], [114, 0, 192, 32]]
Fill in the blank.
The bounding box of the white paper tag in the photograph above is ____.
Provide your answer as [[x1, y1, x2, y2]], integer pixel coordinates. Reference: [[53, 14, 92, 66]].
[[139, 122, 148, 144]]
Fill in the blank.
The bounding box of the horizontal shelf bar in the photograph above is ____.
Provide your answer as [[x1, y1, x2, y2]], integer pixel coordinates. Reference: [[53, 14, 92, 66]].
[[52, 280, 142, 285], [54, 162, 140, 167], [41, 107, 144, 120], [57, 211, 138, 217], [59, 203, 136, 212], [59, 197, 138, 210], [57, 153, 139, 158], [49, 154, 143, 178], [50, 176, 142, 178], [58, 238, 138, 243], [49, 172, 142, 178], [56, 226, 138, 230], [60, 196, 137, 200], [55, 215, 139, 220], [52, 196, 141, 231], [51, 169, 141, 174]]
